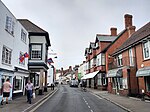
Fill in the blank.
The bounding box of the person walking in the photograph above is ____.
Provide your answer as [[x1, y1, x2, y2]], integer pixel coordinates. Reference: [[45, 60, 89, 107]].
[[1, 78, 12, 105], [26, 80, 34, 104]]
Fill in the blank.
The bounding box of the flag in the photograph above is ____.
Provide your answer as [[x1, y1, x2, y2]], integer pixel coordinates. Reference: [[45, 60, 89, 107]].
[[47, 58, 54, 65], [19, 55, 25, 62], [24, 52, 29, 58]]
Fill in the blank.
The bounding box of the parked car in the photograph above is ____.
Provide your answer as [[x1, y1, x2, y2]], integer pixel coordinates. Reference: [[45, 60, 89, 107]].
[[70, 79, 78, 87]]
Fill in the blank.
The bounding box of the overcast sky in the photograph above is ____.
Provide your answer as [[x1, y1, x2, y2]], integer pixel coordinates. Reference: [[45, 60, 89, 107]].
[[2, 0, 150, 69]]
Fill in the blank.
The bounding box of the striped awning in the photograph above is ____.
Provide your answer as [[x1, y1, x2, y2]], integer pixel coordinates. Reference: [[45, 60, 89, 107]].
[[107, 68, 122, 77], [136, 67, 150, 77]]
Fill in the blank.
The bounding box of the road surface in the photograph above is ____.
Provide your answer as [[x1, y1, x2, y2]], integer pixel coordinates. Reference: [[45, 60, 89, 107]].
[[34, 85, 126, 112]]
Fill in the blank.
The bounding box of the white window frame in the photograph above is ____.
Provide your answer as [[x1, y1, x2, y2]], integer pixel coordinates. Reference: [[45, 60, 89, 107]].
[[5, 16, 15, 35], [143, 41, 150, 60], [129, 48, 134, 66], [21, 29, 27, 43], [13, 76, 23, 93], [117, 54, 123, 66], [2, 46, 12, 65], [31, 44, 42, 60]]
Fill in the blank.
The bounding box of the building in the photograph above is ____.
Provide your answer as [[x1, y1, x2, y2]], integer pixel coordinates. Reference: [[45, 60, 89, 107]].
[[113, 22, 150, 95], [0, 0, 29, 100], [18, 19, 51, 94], [105, 14, 138, 96], [84, 29, 117, 89]]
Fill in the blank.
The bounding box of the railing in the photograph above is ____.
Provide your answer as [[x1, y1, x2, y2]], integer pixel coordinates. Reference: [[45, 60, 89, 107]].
[[108, 57, 136, 70]]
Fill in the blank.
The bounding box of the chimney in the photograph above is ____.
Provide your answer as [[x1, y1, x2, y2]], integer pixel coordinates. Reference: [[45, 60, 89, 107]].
[[110, 27, 117, 36], [61, 67, 63, 75], [128, 26, 136, 37], [69, 66, 72, 72], [124, 14, 133, 28]]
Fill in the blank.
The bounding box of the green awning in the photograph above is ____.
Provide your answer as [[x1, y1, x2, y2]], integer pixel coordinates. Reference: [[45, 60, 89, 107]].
[[107, 68, 122, 77], [136, 67, 150, 77]]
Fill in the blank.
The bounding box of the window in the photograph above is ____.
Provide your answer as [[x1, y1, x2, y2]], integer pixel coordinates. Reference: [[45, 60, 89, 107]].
[[143, 41, 150, 59], [117, 54, 123, 66], [31, 44, 42, 59], [19, 52, 25, 65], [129, 48, 134, 66], [13, 76, 23, 92], [101, 54, 105, 65], [21, 29, 27, 43], [5, 16, 15, 35], [2, 46, 12, 65]]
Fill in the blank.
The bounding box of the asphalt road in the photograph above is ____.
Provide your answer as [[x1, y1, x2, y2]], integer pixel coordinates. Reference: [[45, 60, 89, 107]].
[[34, 85, 126, 112]]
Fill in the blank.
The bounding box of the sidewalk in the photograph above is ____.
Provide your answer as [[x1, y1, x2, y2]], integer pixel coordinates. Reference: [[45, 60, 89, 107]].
[[88, 88, 150, 112], [0, 87, 58, 112]]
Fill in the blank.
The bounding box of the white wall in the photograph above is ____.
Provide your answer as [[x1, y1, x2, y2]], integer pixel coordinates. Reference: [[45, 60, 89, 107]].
[[13, 21, 29, 70], [0, 1, 16, 71], [47, 65, 54, 86]]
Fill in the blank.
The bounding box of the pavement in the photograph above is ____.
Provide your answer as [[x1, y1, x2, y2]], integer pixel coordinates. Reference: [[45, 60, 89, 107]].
[[0, 87, 58, 112], [87, 88, 150, 112], [1, 86, 150, 112]]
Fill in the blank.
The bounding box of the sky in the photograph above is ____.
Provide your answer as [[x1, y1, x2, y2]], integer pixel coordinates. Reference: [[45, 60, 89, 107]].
[[2, 0, 150, 69]]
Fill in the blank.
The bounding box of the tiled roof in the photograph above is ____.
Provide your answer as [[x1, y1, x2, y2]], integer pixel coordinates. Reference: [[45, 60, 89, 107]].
[[101, 29, 127, 53], [18, 19, 51, 46], [18, 19, 47, 33], [113, 22, 150, 55], [96, 34, 117, 42]]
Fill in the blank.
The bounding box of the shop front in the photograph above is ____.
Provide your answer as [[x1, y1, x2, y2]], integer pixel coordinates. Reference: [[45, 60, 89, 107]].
[[0, 70, 13, 102], [136, 66, 150, 94]]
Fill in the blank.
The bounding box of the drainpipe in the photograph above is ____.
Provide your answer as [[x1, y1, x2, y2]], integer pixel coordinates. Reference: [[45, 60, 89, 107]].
[[134, 46, 139, 94], [127, 69, 131, 96]]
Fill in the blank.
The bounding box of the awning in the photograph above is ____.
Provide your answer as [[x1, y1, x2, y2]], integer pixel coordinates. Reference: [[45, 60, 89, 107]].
[[107, 68, 122, 77], [136, 67, 150, 77], [81, 71, 99, 80]]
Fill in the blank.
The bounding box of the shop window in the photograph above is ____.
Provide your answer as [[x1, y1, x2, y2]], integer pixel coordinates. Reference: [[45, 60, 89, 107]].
[[13, 76, 23, 92]]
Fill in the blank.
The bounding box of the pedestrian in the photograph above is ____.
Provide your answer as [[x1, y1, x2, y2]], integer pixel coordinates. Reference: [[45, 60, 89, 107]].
[[1, 78, 12, 105], [51, 83, 55, 90], [26, 80, 34, 104]]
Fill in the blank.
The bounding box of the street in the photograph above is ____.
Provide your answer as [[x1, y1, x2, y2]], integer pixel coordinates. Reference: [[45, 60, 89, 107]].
[[34, 85, 126, 112]]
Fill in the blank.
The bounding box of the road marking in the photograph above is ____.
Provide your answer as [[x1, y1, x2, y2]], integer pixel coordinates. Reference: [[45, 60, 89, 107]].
[[27, 89, 58, 112], [88, 106, 91, 108], [90, 92, 102, 99], [91, 110, 94, 112]]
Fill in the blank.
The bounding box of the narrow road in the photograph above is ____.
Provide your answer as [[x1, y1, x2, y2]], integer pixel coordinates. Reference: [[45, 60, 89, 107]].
[[34, 85, 126, 112]]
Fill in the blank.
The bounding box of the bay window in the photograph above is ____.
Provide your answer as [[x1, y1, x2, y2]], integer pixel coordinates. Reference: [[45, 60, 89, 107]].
[[31, 44, 42, 60]]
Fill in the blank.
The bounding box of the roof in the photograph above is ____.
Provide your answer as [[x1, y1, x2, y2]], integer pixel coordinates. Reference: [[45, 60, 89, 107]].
[[113, 22, 150, 55], [96, 34, 117, 42], [89, 42, 95, 49], [84, 48, 89, 56], [101, 29, 127, 53], [18, 19, 51, 46]]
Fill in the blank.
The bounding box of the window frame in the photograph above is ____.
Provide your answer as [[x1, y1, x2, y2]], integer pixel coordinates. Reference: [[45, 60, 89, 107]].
[[143, 41, 150, 60], [21, 29, 27, 43], [5, 16, 15, 36], [2, 46, 12, 65], [30, 44, 43, 60]]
